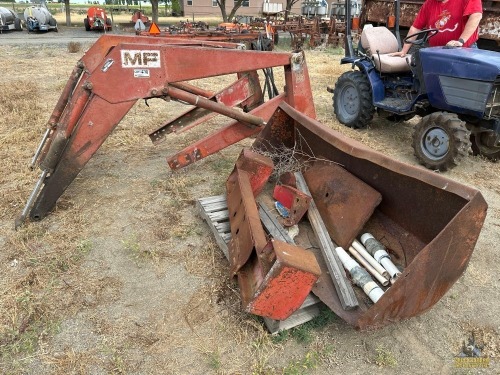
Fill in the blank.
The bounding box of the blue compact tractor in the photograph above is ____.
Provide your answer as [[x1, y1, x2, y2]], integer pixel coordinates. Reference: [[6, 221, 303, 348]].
[[328, 0, 500, 171]]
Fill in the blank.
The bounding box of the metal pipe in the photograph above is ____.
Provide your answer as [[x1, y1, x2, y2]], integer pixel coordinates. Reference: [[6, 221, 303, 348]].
[[15, 169, 48, 229], [348, 246, 389, 286], [30, 128, 51, 169], [48, 63, 84, 127], [395, 0, 401, 48], [360, 233, 402, 281], [165, 85, 266, 128], [352, 239, 389, 278], [169, 81, 215, 98], [335, 246, 385, 303]]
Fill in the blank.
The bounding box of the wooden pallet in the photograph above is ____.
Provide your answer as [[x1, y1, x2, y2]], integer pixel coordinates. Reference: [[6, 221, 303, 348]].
[[197, 194, 322, 334]]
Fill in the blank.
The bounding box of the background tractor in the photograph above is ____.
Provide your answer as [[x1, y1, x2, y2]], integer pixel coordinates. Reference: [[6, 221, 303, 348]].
[[84, 6, 112, 32], [328, 0, 500, 171]]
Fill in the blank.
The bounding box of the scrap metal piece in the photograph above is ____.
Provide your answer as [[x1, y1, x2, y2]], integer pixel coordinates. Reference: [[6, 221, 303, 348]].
[[243, 239, 321, 320], [226, 149, 274, 275], [295, 172, 359, 310], [273, 184, 311, 226], [303, 162, 382, 249], [226, 168, 271, 277], [235, 149, 274, 197]]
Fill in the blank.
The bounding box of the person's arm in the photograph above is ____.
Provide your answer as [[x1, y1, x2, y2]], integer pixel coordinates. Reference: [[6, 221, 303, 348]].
[[390, 25, 421, 57], [446, 12, 482, 47]]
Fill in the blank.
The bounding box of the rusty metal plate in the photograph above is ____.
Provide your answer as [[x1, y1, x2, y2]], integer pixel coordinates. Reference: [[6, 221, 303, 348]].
[[226, 168, 269, 276], [303, 161, 382, 249], [272, 184, 311, 226], [245, 239, 321, 320], [235, 148, 274, 197]]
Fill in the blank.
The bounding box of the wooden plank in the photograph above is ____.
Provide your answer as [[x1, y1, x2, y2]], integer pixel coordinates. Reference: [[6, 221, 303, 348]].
[[196, 198, 229, 259], [295, 172, 359, 310], [264, 302, 322, 334]]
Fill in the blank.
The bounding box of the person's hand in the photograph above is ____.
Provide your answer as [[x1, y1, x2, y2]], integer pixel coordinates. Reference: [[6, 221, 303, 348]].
[[389, 51, 407, 58], [446, 40, 464, 47]]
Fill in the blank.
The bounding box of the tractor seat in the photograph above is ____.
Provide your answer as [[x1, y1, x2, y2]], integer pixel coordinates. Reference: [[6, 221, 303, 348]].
[[360, 26, 411, 73]]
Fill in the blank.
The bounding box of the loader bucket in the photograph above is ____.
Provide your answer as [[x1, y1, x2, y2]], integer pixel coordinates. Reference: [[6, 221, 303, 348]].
[[253, 103, 488, 330]]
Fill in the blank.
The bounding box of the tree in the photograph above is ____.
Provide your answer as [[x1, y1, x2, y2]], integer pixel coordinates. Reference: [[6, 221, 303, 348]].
[[61, 0, 70, 26], [285, 0, 300, 12], [215, 0, 246, 22], [150, 0, 159, 23]]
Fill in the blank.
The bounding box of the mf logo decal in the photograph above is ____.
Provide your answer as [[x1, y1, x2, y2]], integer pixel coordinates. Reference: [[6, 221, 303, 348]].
[[121, 50, 161, 68]]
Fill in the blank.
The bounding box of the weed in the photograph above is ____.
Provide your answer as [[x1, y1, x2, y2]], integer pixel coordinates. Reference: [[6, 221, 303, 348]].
[[207, 350, 222, 370], [122, 234, 158, 261], [375, 345, 397, 367], [283, 306, 338, 345], [283, 350, 320, 375], [67, 41, 82, 53]]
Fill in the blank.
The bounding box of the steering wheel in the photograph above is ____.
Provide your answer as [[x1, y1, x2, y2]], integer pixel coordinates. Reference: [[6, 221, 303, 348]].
[[404, 28, 439, 46]]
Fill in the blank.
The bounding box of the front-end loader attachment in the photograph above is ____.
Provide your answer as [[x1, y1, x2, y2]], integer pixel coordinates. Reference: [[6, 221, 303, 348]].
[[250, 103, 487, 328], [17, 34, 315, 227]]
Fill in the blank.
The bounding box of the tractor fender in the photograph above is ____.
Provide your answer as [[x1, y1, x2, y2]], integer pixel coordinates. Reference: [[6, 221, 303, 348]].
[[340, 57, 385, 104]]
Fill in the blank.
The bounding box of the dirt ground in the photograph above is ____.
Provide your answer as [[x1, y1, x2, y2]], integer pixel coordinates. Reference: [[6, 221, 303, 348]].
[[0, 27, 499, 375]]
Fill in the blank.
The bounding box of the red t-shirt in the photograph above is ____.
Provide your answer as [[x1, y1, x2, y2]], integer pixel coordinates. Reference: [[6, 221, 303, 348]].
[[413, 0, 482, 47]]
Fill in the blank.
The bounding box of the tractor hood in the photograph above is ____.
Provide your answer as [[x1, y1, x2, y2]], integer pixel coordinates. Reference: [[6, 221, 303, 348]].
[[420, 47, 500, 116], [420, 47, 500, 82]]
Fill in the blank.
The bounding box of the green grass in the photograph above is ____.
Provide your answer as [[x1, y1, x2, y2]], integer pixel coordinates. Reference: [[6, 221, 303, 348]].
[[273, 306, 338, 345], [375, 345, 397, 368]]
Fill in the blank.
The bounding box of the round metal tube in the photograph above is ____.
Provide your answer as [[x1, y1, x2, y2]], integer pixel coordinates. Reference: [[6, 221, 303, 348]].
[[165, 85, 266, 127], [30, 128, 51, 169], [15, 169, 48, 229]]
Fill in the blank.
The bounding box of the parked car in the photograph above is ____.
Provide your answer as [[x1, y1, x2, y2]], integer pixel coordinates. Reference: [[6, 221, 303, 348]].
[[0, 7, 23, 32], [84, 7, 112, 32]]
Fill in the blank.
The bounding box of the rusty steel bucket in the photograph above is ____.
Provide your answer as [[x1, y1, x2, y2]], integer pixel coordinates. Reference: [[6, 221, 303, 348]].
[[252, 103, 488, 330]]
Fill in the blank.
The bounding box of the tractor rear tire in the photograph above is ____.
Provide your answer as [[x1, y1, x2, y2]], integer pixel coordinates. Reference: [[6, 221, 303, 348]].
[[471, 131, 500, 161], [333, 71, 374, 129], [84, 17, 90, 31], [412, 112, 471, 171]]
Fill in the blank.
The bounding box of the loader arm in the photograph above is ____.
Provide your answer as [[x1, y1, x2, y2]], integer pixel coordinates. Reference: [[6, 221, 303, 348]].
[[18, 34, 315, 226]]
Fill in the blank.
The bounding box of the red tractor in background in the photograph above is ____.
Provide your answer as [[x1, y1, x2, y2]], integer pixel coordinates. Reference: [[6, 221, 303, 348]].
[[84, 6, 112, 32]]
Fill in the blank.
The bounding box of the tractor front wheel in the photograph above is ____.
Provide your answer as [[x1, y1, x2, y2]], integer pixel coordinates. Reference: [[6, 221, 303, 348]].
[[333, 71, 374, 129], [412, 112, 471, 171]]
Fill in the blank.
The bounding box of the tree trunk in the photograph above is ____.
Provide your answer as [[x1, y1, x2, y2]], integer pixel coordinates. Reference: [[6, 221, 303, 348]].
[[151, 0, 159, 23], [227, 0, 244, 22], [217, 0, 228, 22], [65, 0, 71, 27]]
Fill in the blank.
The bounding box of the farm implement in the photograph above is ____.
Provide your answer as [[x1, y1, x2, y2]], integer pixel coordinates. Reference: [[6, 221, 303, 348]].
[[18, 34, 487, 329]]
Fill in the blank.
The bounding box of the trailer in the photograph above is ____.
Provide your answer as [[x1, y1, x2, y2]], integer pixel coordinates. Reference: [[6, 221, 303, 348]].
[[0, 7, 23, 32], [24, 5, 58, 32]]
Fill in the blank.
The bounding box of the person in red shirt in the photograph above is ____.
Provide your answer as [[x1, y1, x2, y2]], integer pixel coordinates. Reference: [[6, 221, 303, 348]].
[[391, 0, 482, 57]]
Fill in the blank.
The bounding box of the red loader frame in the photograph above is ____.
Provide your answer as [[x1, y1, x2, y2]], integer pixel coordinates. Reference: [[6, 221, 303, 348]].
[[17, 34, 315, 227]]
